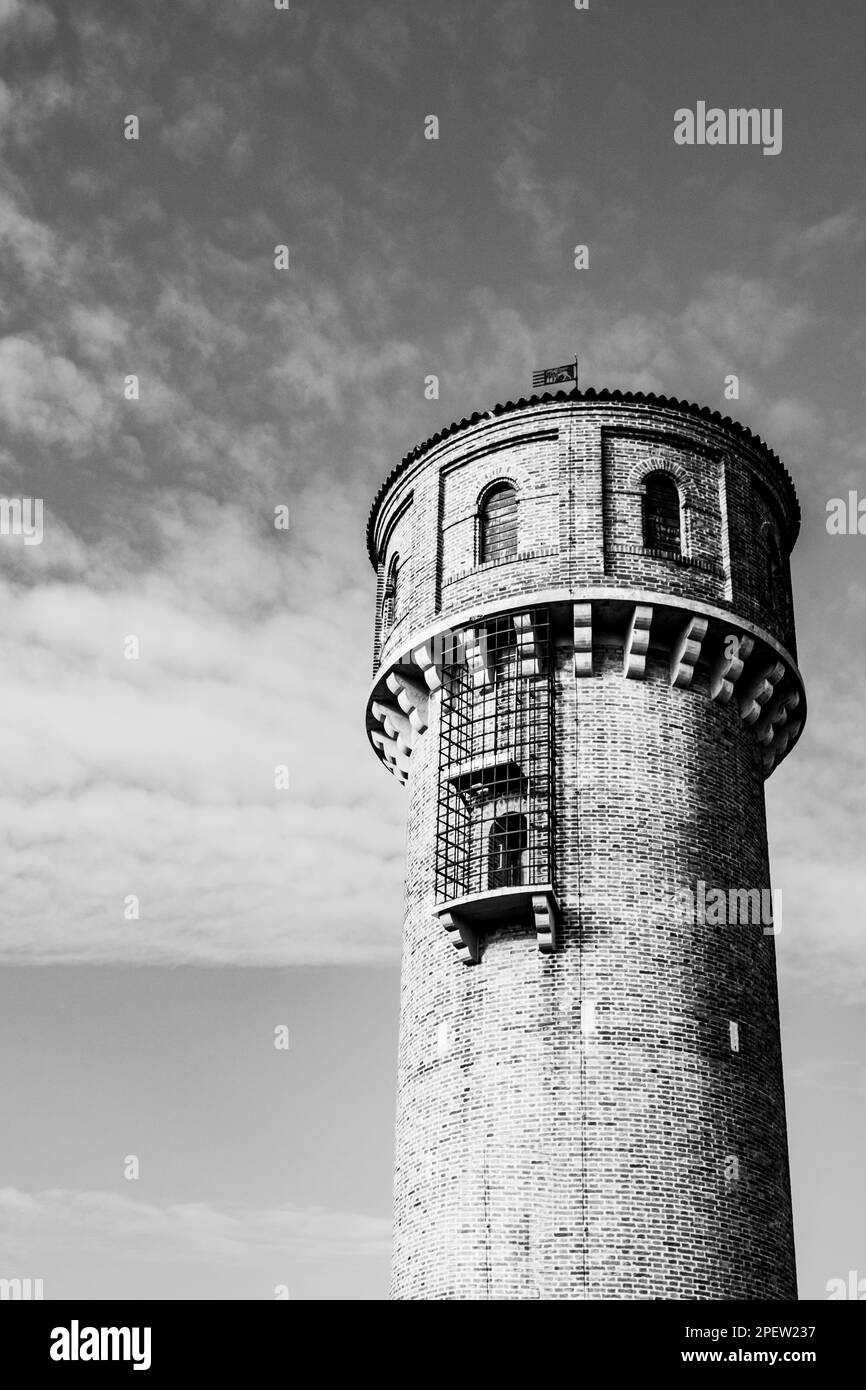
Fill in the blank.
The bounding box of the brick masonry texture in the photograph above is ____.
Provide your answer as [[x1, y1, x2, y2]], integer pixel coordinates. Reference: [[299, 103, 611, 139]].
[[369, 396, 800, 1300], [373, 398, 798, 670]]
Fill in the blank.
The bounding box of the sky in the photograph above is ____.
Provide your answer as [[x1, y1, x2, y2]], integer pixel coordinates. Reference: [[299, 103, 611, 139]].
[[0, 0, 863, 1300]]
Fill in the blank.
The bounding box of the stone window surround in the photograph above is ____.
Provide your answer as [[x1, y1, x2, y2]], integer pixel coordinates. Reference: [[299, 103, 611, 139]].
[[625, 456, 698, 562]]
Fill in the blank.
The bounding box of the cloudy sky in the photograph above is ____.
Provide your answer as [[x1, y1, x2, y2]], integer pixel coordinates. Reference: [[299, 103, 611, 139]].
[[0, 0, 863, 1300]]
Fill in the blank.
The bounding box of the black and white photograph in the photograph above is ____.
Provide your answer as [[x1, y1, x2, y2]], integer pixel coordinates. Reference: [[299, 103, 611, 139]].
[[0, 0, 863, 1358]]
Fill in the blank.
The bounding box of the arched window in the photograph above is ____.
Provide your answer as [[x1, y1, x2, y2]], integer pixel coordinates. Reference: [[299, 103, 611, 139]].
[[488, 813, 527, 890], [479, 482, 518, 563], [643, 473, 682, 555], [382, 554, 399, 629]]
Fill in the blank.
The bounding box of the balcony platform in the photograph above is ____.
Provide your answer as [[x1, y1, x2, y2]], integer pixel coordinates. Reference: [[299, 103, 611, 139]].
[[433, 884, 560, 964]]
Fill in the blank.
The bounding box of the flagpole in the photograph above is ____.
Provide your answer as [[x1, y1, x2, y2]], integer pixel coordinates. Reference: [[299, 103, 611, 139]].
[[574, 353, 579, 391]]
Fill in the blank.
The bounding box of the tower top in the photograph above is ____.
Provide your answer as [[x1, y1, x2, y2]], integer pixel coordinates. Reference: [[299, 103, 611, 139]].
[[366, 386, 800, 568]]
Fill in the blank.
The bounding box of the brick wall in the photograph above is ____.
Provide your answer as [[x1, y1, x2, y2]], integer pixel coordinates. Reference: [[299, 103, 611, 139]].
[[374, 398, 799, 671]]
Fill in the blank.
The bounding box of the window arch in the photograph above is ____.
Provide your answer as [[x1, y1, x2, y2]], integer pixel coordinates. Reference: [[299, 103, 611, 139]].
[[488, 813, 527, 890], [479, 481, 518, 563], [643, 473, 682, 555], [382, 553, 399, 630]]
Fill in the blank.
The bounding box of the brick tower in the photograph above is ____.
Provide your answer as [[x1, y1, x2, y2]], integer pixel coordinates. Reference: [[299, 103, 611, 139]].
[[365, 388, 804, 1300]]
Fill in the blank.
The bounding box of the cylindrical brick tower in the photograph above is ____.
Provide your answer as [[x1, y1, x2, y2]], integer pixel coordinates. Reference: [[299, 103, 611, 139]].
[[365, 387, 805, 1300]]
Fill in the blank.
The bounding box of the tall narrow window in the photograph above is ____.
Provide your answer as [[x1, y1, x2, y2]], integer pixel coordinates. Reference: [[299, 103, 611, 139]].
[[643, 474, 682, 555], [764, 532, 782, 616], [480, 482, 518, 563], [382, 554, 399, 629], [488, 813, 527, 889]]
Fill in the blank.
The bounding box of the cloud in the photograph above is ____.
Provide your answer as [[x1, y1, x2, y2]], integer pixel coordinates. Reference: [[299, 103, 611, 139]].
[[0, 72, 74, 153], [0, 12, 858, 1001], [797, 211, 862, 251], [0, 1187, 391, 1263], [310, 2, 414, 106], [761, 397, 825, 456], [680, 273, 815, 369], [0, 190, 61, 283], [0, 0, 55, 43], [775, 209, 866, 264], [493, 150, 578, 264], [0, 226, 839, 976], [769, 643, 866, 1002], [0, 336, 106, 453], [0, 496, 406, 967], [491, 81, 582, 264], [775, 855, 866, 1002], [786, 1060, 866, 1095], [159, 73, 255, 168], [0, 172, 425, 967], [161, 101, 229, 164]]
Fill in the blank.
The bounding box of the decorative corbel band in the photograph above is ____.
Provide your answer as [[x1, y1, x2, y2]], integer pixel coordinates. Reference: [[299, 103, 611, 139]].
[[624, 604, 654, 679], [709, 633, 755, 704], [369, 598, 805, 784], [573, 601, 593, 676], [670, 615, 709, 689]]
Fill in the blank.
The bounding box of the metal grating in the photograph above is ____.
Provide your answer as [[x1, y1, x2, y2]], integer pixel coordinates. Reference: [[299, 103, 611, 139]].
[[434, 608, 555, 904]]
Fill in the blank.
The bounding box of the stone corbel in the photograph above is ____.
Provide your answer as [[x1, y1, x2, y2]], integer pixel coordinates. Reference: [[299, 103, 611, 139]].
[[371, 699, 416, 756], [573, 602, 593, 677], [512, 612, 540, 677], [776, 717, 803, 758], [412, 639, 444, 694], [709, 634, 755, 705], [763, 718, 803, 772], [755, 690, 800, 747], [532, 892, 560, 954], [624, 604, 653, 679], [386, 671, 430, 734], [438, 908, 480, 965], [464, 627, 493, 690], [670, 615, 709, 689], [370, 729, 411, 781], [740, 660, 786, 726]]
